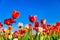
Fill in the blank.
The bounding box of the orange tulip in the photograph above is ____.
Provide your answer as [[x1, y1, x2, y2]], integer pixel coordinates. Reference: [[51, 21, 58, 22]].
[[8, 25, 12, 30]]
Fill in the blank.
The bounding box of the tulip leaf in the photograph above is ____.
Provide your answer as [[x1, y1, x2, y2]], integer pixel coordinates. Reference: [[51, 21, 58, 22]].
[[21, 30, 31, 40]]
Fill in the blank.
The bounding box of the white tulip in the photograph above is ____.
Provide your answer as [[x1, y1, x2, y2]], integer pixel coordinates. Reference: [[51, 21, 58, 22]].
[[25, 24, 29, 29], [13, 38, 18, 40], [18, 22, 23, 27], [8, 35, 12, 39], [38, 27, 43, 32]]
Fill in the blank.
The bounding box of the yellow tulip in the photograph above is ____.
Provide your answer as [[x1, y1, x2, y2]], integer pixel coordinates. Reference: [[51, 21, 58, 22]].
[[5, 30, 9, 34]]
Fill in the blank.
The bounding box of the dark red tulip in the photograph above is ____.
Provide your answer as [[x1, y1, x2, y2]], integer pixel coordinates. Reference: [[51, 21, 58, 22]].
[[4, 18, 15, 25], [47, 24, 51, 27], [34, 22, 39, 27], [53, 25, 59, 31], [56, 22, 60, 26], [12, 10, 20, 19], [47, 24, 51, 28], [29, 15, 37, 23], [0, 22, 3, 28], [41, 19, 46, 24]]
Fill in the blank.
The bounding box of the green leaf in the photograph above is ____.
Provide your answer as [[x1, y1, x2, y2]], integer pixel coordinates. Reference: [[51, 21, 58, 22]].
[[18, 36, 22, 40], [21, 30, 31, 40], [1, 37, 4, 40], [34, 32, 40, 40]]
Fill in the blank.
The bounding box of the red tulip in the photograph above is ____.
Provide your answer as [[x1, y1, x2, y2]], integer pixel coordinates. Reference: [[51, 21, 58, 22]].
[[41, 19, 46, 24], [43, 28, 49, 33], [33, 27, 39, 31], [4, 18, 15, 25], [47, 24, 51, 27], [29, 15, 37, 23], [56, 22, 60, 26], [34, 22, 39, 27], [53, 25, 59, 31], [28, 24, 32, 27], [49, 27, 53, 31], [41, 24, 47, 29], [12, 10, 20, 19], [19, 29, 23, 34], [0, 22, 3, 28], [47, 24, 51, 29], [19, 29, 27, 34], [25, 24, 32, 30]]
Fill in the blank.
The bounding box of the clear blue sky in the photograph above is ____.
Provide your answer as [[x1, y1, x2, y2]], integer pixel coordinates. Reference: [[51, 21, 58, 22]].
[[0, 0, 60, 31]]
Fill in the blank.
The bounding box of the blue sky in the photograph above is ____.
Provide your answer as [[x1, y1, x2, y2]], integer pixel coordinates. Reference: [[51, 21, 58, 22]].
[[0, 0, 60, 31]]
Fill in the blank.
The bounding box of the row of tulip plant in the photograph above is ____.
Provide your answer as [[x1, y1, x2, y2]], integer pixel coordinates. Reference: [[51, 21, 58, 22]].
[[0, 10, 60, 40]]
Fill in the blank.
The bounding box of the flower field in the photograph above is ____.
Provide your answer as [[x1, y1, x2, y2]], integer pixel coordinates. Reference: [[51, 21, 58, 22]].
[[0, 10, 60, 40]]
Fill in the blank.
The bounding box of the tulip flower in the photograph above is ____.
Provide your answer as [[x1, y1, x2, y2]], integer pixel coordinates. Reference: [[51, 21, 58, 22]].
[[47, 24, 51, 27], [5, 29, 10, 34], [12, 10, 20, 19], [0, 22, 3, 28], [38, 27, 44, 32], [0, 10, 60, 40], [34, 22, 39, 27], [25, 24, 32, 30], [13, 31, 20, 38], [8, 34, 12, 39], [43, 28, 49, 33], [29, 15, 37, 23], [56, 22, 60, 26], [13, 38, 18, 40], [4, 18, 15, 25], [41, 19, 46, 24], [33, 27, 39, 31], [8, 25, 12, 30], [19, 29, 27, 34], [41, 24, 47, 29], [53, 25, 59, 32]]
